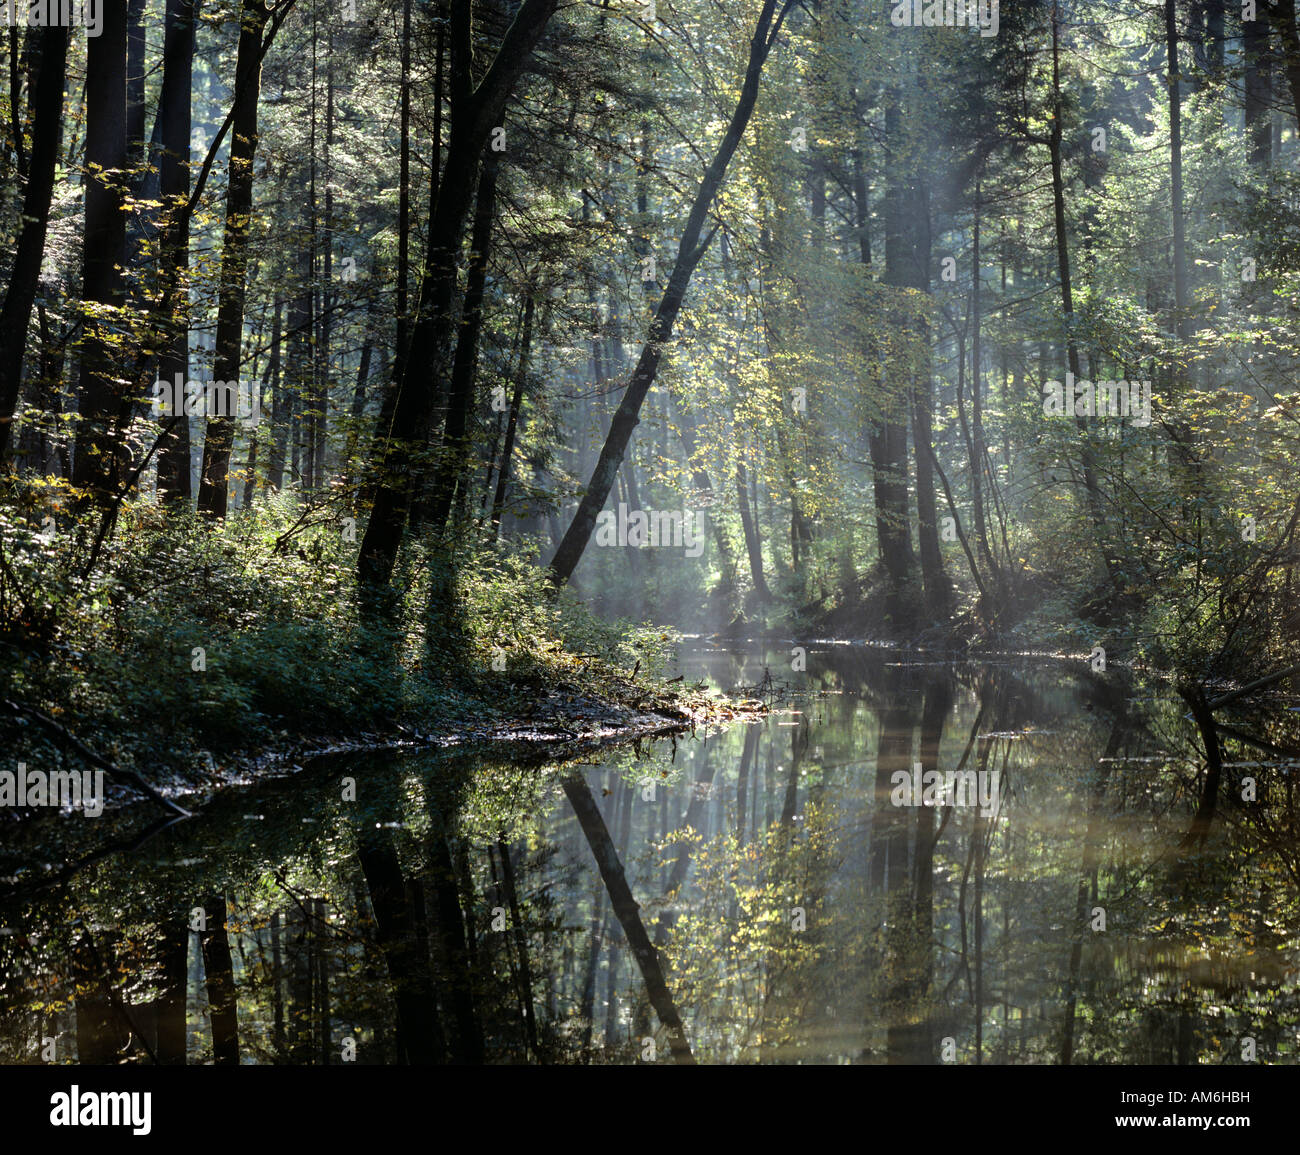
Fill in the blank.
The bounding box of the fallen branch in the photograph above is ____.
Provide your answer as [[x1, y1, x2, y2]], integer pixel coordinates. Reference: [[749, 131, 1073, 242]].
[[1206, 661, 1300, 712], [1212, 720, 1300, 760], [2, 698, 192, 818]]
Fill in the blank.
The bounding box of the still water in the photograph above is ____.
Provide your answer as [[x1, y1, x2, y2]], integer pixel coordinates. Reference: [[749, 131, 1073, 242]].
[[3, 643, 1298, 1064]]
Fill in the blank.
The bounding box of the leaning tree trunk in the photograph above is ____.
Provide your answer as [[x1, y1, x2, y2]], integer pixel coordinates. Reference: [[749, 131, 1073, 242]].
[[561, 772, 696, 1064], [548, 0, 795, 585]]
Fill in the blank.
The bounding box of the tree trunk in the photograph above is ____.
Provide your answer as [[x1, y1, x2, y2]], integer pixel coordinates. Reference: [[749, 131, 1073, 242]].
[[0, 27, 67, 462], [200, 893, 240, 1065], [427, 821, 483, 1063], [342, 334, 372, 484], [1167, 0, 1190, 343], [425, 147, 501, 532], [154, 919, 188, 1064], [547, 0, 794, 585], [154, 0, 198, 505], [359, 0, 558, 589], [126, 0, 146, 167], [286, 252, 312, 491], [1048, 4, 1116, 584], [561, 772, 696, 1063], [357, 829, 445, 1063], [1244, 6, 1271, 165], [489, 293, 534, 540], [496, 836, 539, 1058], [72, 4, 128, 504], [968, 181, 996, 578], [1269, 0, 1300, 134], [907, 157, 950, 619], [266, 297, 291, 490], [874, 91, 922, 627], [670, 390, 739, 606], [736, 456, 773, 603], [242, 333, 277, 507], [312, 34, 334, 490], [197, 0, 270, 517]]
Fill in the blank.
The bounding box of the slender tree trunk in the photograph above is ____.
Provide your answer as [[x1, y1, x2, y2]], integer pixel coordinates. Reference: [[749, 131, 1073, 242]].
[[548, 0, 794, 585], [427, 822, 484, 1063], [286, 252, 312, 490], [497, 837, 539, 1059], [968, 181, 996, 577], [313, 35, 334, 490], [489, 293, 534, 539], [266, 298, 291, 490], [242, 334, 277, 507], [426, 147, 501, 532], [914, 675, 952, 990], [1060, 712, 1121, 1063], [126, 0, 146, 167], [7, 27, 24, 180], [369, 8, 435, 492], [906, 155, 949, 619], [270, 910, 286, 1057], [1048, 5, 1116, 584], [197, 0, 271, 517], [874, 91, 921, 626], [1167, 0, 1190, 343], [395, 0, 412, 370], [561, 772, 696, 1063], [736, 456, 773, 603], [342, 335, 372, 484]]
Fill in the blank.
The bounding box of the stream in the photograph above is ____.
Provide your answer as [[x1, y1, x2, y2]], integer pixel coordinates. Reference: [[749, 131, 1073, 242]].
[[3, 642, 1298, 1065]]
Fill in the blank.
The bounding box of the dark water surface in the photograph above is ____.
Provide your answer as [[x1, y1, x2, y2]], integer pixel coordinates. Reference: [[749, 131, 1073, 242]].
[[3, 643, 1299, 1065]]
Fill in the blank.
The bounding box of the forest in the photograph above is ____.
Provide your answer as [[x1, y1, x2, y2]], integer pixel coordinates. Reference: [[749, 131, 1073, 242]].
[[2, 0, 1300, 1089]]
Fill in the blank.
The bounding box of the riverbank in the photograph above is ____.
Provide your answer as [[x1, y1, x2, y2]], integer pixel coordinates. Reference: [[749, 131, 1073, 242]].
[[0, 499, 763, 819], [0, 643, 761, 819]]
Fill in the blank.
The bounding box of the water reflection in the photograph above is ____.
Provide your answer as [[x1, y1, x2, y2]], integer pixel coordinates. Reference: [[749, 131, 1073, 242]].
[[3, 645, 1299, 1064]]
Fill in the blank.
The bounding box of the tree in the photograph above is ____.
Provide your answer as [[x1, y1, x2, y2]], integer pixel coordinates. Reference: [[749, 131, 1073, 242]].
[[548, 0, 797, 586], [359, 0, 559, 589], [197, 0, 275, 518], [72, 3, 128, 505], [0, 26, 68, 463]]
